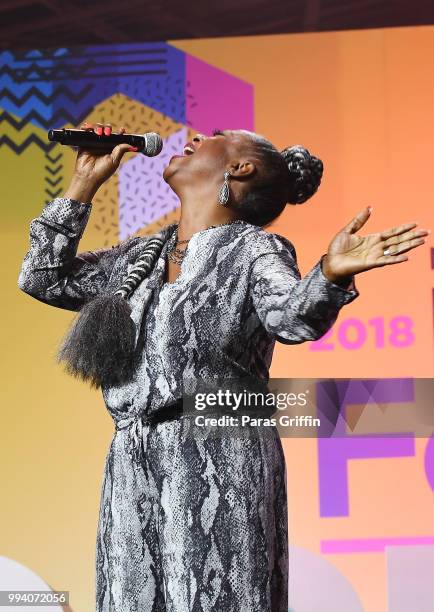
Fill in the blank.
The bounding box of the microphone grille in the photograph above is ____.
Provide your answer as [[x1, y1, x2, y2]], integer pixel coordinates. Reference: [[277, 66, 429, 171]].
[[144, 132, 163, 156]]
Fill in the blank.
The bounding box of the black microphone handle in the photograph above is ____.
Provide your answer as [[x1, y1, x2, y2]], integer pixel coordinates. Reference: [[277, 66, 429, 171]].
[[47, 128, 162, 156]]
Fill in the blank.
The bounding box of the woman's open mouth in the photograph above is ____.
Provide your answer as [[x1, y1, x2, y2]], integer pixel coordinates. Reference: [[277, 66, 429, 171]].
[[169, 143, 196, 163]]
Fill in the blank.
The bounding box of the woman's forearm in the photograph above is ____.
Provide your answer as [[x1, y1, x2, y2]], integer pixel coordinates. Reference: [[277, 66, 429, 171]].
[[18, 196, 100, 310], [250, 250, 360, 344], [63, 175, 100, 204]]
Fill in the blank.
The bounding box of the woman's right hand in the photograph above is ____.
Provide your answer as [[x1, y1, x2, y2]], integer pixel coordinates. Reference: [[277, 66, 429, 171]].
[[72, 121, 137, 188]]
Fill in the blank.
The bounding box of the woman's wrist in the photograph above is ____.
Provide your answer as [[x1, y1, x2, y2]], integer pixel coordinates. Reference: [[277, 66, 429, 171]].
[[321, 254, 354, 287], [63, 175, 100, 204]]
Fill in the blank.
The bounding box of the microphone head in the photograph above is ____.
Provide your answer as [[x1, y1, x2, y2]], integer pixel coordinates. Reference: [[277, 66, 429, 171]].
[[143, 132, 163, 156]]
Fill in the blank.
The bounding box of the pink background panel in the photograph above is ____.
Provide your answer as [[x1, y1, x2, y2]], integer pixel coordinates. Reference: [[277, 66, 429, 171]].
[[185, 54, 254, 135]]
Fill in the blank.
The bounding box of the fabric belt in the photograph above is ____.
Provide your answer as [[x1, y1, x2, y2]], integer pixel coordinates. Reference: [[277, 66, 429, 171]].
[[114, 398, 276, 464]]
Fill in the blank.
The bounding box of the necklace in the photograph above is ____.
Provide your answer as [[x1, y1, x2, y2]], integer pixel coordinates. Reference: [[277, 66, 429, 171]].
[[166, 219, 247, 265]]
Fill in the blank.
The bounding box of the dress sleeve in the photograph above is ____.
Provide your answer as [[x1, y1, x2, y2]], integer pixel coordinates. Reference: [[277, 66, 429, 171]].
[[17, 197, 136, 311], [249, 240, 360, 345]]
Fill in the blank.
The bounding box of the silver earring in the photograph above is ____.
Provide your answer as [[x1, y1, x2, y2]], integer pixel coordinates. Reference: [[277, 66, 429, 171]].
[[218, 171, 231, 206]]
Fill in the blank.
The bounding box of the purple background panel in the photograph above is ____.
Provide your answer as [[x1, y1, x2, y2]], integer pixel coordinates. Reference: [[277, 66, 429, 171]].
[[118, 128, 187, 239], [318, 436, 415, 518], [317, 378, 416, 517], [185, 54, 254, 135]]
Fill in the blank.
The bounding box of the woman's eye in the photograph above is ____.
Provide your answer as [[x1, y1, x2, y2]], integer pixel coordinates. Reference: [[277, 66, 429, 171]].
[[212, 129, 225, 137]]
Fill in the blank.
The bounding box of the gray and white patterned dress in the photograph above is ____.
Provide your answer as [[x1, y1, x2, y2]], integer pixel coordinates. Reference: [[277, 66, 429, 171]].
[[18, 197, 359, 612]]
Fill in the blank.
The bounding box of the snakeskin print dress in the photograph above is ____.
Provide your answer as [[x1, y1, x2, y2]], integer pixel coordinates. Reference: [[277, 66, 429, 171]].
[[18, 198, 360, 611]]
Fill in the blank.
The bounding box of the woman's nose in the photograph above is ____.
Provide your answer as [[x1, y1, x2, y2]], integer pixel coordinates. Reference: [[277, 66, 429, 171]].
[[192, 133, 206, 143]]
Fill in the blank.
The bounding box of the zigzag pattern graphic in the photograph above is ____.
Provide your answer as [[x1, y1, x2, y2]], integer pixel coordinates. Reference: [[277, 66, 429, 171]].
[[0, 108, 94, 132], [44, 149, 64, 203], [0, 133, 56, 154], [1, 42, 185, 127], [0, 78, 186, 131], [0, 85, 93, 106]]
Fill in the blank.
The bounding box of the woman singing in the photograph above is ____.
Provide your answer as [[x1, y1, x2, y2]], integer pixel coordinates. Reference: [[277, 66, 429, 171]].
[[18, 122, 428, 611]]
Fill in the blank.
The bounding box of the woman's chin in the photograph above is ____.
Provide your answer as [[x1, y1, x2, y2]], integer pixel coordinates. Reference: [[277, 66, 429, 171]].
[[163, 156, 187, 181], [162, 165, 178, 184]]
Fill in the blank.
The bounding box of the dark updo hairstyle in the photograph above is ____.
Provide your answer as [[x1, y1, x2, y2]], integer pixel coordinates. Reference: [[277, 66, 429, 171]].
[[234, 133, 324, 227]]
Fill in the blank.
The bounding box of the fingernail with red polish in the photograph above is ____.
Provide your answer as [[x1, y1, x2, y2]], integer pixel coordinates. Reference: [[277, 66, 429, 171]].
[[128, 146, 138, 151]]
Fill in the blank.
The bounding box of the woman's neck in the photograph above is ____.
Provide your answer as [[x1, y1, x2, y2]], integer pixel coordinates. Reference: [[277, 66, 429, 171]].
[[176, 198, 239, 242]]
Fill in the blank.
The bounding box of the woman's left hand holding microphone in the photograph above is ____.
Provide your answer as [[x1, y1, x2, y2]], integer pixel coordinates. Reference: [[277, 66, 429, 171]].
[[64, 121, 138, 203]]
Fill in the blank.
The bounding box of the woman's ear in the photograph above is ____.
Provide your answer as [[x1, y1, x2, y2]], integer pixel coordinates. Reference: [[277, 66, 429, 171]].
[[229, 159, 257, 180]]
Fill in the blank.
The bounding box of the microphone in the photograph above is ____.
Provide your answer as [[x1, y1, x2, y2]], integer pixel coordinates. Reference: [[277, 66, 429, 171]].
[[47, 128, 163, 157]]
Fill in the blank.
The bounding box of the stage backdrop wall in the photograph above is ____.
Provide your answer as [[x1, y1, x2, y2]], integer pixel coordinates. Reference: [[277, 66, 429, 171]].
[[1, 25, 433, 611]]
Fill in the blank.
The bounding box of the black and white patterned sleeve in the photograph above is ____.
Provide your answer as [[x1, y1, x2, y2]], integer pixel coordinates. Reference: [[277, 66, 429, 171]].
[[18, 197, 134, 311], [249, 235, 360, 344]]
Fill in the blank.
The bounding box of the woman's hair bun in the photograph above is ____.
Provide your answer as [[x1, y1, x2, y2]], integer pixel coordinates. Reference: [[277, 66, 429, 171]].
[[280, 145, 324, 205]]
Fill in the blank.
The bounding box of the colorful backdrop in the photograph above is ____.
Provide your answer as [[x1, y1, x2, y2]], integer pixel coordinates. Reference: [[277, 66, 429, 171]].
[[1, 25, 434, 611]]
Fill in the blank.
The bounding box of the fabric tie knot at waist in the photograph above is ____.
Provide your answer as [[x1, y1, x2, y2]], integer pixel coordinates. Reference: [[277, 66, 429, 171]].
[[114, 400, 184, 464], [115, 413, 147, 464]]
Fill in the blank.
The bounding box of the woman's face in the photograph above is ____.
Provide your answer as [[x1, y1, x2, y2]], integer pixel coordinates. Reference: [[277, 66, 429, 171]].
[[162, 129, 258, 192]]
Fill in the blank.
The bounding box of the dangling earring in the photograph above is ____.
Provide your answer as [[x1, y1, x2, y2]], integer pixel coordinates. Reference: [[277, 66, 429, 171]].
[[218, 171, 231, 206]]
